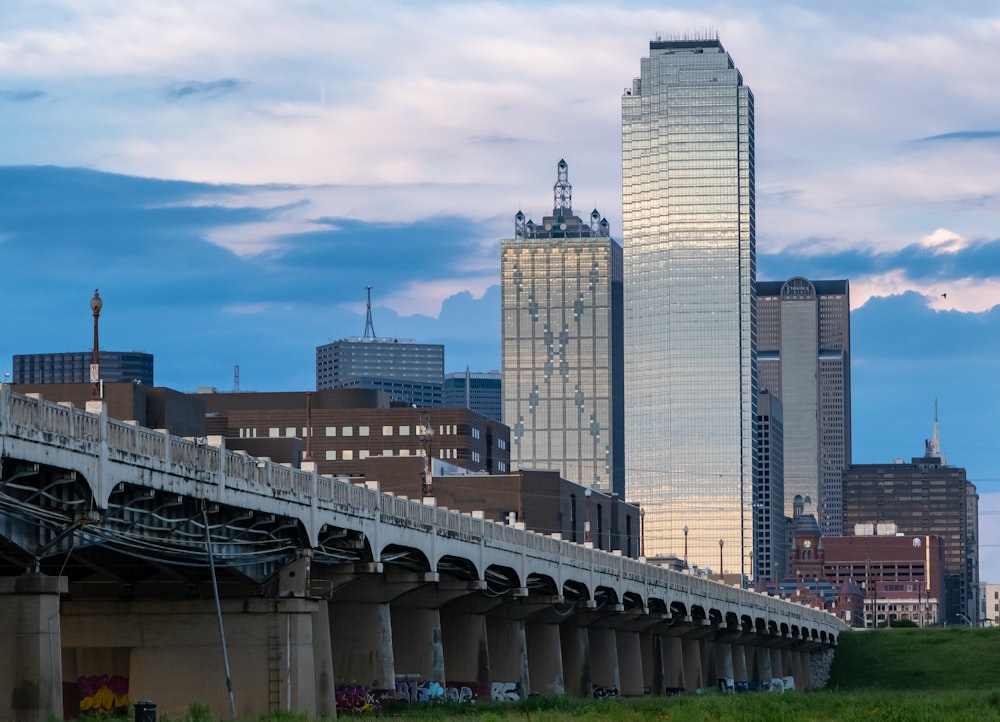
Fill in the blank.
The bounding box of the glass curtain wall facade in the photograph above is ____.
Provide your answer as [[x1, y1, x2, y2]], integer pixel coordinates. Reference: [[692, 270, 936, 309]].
[[502, 160, 624, 497], [622, 38, 756, 575]]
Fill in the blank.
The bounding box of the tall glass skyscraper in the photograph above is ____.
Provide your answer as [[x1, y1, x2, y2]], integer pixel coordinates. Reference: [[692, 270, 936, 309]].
[[622, 38, 756, 575], [502, 160, 624, 497]]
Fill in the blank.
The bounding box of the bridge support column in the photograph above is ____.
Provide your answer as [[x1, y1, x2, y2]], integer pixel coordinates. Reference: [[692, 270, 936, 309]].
[[639, 633, 663, 696], [329, 601, 395, 690], [731, 643, 748, 686], [661, 635, 685, 692], [587, 627, 620, 697], [769, 647, 784, 679], [0, 575, 66, 722], [391, 607, 445, 691], [439, 611, 489, 700], [794, 650, 812, 690], [559, 623, 591, 697], [713, 642, 734, 691], [486, 617, 529, 701], [616, 630, 643, 697], [525, 621, 564, 696], [680, 638, 703, 691], [754, 644, 772, 683]]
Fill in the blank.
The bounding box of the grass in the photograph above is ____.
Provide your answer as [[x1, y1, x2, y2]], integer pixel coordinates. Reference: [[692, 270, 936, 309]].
[[138, 628, 1000, 722]]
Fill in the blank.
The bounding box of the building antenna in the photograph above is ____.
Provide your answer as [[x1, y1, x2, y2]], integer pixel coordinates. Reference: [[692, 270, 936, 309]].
[[933, 398, 941, 457], [363, 285, 377, 339], [233, 365, 240, 393]]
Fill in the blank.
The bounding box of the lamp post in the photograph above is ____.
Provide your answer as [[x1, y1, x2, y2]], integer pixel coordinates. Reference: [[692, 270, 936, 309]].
[[89, 290, 103, 400], [683, 525, 689, 569], [718, 538, 724, 581], [584, 488, 592, 545]]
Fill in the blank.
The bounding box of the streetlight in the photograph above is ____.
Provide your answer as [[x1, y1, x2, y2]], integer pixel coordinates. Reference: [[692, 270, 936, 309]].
[[683, 525, 689, 569], [584, 488, 592, 545], [89, 290, 103, 401], [718, 538, 724, 581], [639, 507, 645, 557]]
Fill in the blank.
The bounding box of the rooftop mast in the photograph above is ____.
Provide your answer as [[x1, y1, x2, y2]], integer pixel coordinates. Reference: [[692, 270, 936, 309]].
[[363, 285, 376, 339]]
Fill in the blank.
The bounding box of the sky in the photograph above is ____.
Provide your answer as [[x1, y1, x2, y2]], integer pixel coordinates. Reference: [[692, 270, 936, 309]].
[[2, 1, 1000, 586]]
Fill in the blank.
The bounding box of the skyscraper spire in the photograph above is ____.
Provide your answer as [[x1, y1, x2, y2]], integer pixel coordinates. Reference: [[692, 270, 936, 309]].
[[553, 159, 572, 216], [363, 285, 376, 339]]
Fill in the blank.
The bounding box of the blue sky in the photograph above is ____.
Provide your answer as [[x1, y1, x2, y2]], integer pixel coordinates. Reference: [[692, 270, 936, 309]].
[[2, 2, 1000, 583]]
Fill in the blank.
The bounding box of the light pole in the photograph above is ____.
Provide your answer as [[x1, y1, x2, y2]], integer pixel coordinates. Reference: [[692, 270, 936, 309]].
[[718, 538, 724, 581], [89, 290, 103, 401], [584, 488, 592, 545], [639, 507, 645, 557], [683, 525, 689, 569]]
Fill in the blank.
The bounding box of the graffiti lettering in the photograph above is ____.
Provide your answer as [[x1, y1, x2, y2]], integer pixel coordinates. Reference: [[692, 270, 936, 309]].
[[592, 685, 619, 699], [445, 685, 475, 703], [490, 681, 520, 701], [78, 674, 129, 713]]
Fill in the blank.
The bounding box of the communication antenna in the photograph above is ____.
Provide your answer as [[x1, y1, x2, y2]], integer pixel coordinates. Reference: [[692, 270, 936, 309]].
[[363, 285, 377, 338], [233, 365, 240, 393]]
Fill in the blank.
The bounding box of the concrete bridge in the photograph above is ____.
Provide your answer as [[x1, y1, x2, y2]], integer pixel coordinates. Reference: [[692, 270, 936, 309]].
[[0, 385, 846, 719]]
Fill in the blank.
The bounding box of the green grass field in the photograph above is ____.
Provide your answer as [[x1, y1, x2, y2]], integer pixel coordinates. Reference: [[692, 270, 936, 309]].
[[160, 628, 1000, 722]]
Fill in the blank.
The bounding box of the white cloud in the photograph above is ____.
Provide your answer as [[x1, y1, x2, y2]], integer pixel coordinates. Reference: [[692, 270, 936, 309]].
[[851, 270, 1000, 313], [380, 277, 496, 318], [203, 219, 335, 257], [920, 228, 968, 255]]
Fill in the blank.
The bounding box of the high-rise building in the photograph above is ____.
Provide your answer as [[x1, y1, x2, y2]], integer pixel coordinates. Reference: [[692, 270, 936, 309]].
[[13, 351, 154, 386], [622, 37, 756, 574], [756, 278, 851, 536], [501, 160, 624, 497], [756, 389, 786, 583], [443, 370, 502, 422], [842, 435, 979, 624]]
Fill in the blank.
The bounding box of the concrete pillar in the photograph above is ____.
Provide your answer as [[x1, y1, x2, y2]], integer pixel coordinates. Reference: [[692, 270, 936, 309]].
[[0, 575, 66, 722], [329, 601, 394, 690], [615, 630, 643, 697], [731, 643, 748, 685], [713, 642, 734, 692], [486, 616, 528, 701], [701, 638, 717, 689], [559, 624, 591, 698], [440, 611, 489, 700], [390, 607, 445, 690], [661, 635, 685, 692], [769, 647, 784, 679], [755, 644, 772, 683], [795, 650, 812, 690], [639, 633, 663, 696], [680, 638, 703, 691], [587, 627, 620, 697], [310, 602, 336, 718], [525, 622, 564, 696]]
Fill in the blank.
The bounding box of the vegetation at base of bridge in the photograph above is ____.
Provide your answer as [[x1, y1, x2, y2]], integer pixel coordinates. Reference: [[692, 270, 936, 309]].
[[117, 629, 1000, 722]]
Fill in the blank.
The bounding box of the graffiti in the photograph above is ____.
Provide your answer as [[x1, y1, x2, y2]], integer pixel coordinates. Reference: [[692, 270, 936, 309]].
[[395, 680, 445, 702], [490, 681, 520, 701], [78, 674, 129, 714], [592, 685, 619, 699], [735, 680, 767, 693], [770, 676, 796, 692], [445, 685, 476, 703], [718, 678, 735, 693], [335, 686, 380, 713]]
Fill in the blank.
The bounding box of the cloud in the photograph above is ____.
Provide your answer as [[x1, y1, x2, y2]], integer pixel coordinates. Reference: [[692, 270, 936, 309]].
[[913, 130, 1000, 144], [380, 277, 496, 318], [919, 228, 967, 255], [164, 78, 245, 101], [0, 89, 44, 101]]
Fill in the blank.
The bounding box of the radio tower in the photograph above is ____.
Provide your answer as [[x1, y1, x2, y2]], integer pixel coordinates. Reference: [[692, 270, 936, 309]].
[[364, 285, 376, 338]]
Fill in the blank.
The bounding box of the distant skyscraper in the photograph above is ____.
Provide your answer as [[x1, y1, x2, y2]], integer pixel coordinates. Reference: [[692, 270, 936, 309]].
[[756, 389, 786, 583], [316, 289, 444, 407], [756, 278, 851, 537], [622, 37, 756, 574], [13, 351, 154, 386], [501, 160, 624, 496], [842, 433, 979, 624], [443, 370, 502, 422]]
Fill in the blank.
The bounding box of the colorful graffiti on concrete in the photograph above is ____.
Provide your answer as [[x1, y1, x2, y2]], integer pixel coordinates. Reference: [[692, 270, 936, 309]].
[[78, 675, 129, 714]]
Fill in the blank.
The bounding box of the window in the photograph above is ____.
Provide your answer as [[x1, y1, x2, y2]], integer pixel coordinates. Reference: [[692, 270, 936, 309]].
[[342, 450, 354, 460], [359, 426, 369, 436], [325, 450, 337, 461], [399, 426, 410, 436], [342, 427, 353, 437], [326, 427, 336, 436], [269, 427, 279, 438], [359, 450, 369, 459], [383, 425, 393, 435], [472, 427, 481, 439], [285, 427, 296, 438]]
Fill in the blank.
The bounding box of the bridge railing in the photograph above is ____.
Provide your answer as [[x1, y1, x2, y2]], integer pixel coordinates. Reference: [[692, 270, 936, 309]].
[[0, 386, 843, 633]]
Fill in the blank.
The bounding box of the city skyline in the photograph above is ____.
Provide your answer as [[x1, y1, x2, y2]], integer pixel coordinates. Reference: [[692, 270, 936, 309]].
[[2, 2, 999, 579]]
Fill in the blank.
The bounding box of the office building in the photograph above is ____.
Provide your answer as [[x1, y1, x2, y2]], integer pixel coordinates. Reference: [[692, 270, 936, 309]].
[[198, 389, 509, 478], [443, 370, 502, 422], [756, 390, 786, 582], [501, 160, 624, 496], [316, 335, 443, 407], [842, 437, 979, 623], [622, 37, 756, 573], [757, 278, 851, 536], [13, 351, 154, 386]]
